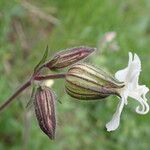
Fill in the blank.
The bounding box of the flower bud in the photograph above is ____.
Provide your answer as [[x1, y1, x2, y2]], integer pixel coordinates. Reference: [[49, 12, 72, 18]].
[[34, 86, 56, 139], [65, 63, 124, 100], [45, 46, 96, 70]]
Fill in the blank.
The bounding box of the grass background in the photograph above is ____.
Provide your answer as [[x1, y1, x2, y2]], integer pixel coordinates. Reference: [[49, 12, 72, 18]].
[[0, 0, 150, 150]]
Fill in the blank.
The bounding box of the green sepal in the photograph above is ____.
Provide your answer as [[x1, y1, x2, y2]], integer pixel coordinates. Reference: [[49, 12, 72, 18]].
[[26, 84, 37, 109], [34, 46, 49, 73]]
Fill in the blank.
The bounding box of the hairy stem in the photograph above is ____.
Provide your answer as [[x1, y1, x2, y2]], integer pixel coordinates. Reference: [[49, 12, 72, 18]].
[[34, 73, 66, 81], [0, 73, 66, 113], [0, 80, 31, 113]]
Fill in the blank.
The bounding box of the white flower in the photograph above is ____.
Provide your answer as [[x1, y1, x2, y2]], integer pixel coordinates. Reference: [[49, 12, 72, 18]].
[[43, 80, 54, 88], [106, 52, 149, 131]]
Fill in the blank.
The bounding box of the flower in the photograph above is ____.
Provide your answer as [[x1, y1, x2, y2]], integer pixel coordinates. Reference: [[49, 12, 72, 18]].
[[106, 52, 149, 131], [65, 63, 124, 100], [34, 86, 56, 139], [42, 80, 54, 88], [45, 46, 96, 70]]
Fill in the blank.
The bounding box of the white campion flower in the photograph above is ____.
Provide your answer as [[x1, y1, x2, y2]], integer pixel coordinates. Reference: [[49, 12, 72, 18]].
[[106, 52, 149, 131]]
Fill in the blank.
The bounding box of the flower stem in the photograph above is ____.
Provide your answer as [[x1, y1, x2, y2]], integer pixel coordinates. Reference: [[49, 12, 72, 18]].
[[0, 80, 31, 113], [34, 73, 66, 81], [0, 73, 66, 113]]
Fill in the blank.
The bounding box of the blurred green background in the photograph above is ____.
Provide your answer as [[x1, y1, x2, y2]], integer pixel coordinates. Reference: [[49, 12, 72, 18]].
[[0, 0, 150, 150]]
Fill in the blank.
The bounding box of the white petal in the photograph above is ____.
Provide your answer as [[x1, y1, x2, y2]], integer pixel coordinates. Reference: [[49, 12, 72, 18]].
[[106, 98, 125, 131], [115, 52, 133, 82], [129, 85, 149, 114], [126, 53, 141, 83], [115, 52, 142, 84], [133, 53, 141, 72], [129, 74, 138, 90], [41, 80, 54, 88], [128, 52, 133, 66], [115, 68, 128, 82], [135, 97, 149, 114], [109, 52, 149, 132]]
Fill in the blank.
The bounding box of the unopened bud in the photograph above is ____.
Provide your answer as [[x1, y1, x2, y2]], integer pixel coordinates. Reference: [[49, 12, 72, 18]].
[[65, 63, 124, 100], [34, 86, 56, 139], [45, 46, 96, 70]]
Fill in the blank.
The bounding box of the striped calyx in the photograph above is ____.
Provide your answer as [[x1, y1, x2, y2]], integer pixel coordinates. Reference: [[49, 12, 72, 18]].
[[65, 63, 124, 100], [45, 46, 96, 70], [34, 86, 56, 140]]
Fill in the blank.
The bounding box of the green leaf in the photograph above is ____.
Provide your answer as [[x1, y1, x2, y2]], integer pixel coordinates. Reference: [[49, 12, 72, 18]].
[[34, 45, 49, 73], [26, 85, 37, 109]]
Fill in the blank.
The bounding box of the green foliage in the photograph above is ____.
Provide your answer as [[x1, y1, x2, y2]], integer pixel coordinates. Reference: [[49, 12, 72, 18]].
[[0, 0, 150, 150]]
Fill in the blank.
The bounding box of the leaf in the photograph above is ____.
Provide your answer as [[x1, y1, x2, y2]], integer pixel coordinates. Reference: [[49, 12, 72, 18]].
[[26, 85, 37, 109], [34, 45, 49, 73]]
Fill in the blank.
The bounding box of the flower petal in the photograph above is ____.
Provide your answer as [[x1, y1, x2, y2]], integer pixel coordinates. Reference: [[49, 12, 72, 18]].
[[135, 97, 149, 114], [133, 53, 141, 73], [128, 52, 133, 65], [106, 97, 125, 131], [109, 52, 149, 132], [126, 53, 141, 83], [115, 52, 133, 82], [129, 85, 149, 114], [115, 68, 128, 82]]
